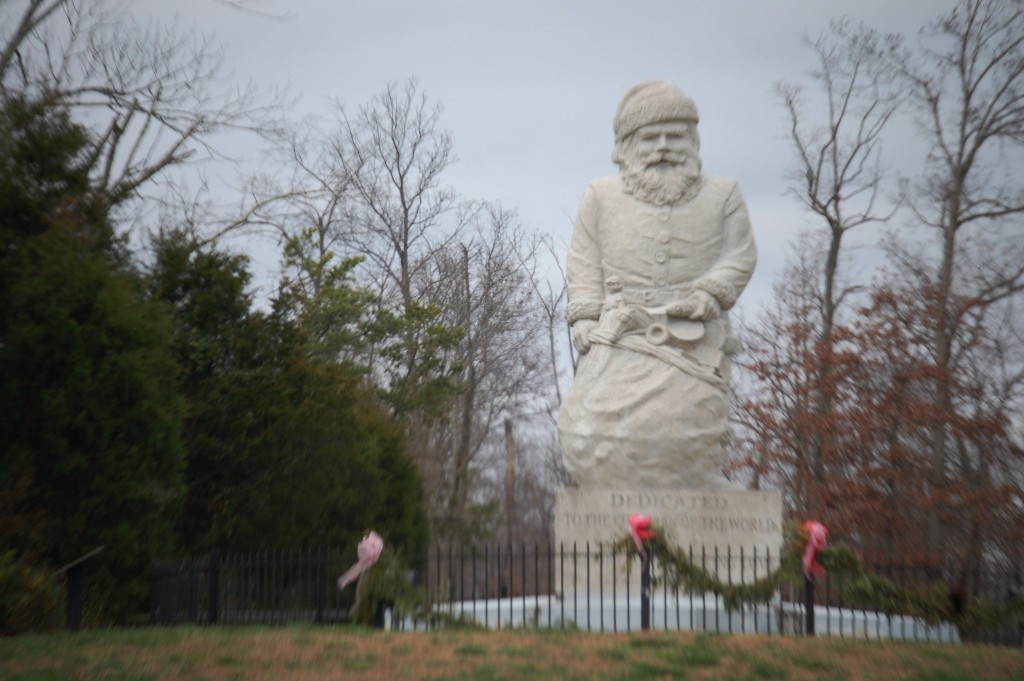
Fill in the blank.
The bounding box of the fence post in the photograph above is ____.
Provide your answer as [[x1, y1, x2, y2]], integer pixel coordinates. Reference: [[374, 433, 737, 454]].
[[66, 562, 83, 631], [150, 562, 162, 625], [208, 548, 221, 625], [640, 551, 651, 631], [55, 546, 104, 632], [315, 547, 324, 624], [804, 574, 815, 636]]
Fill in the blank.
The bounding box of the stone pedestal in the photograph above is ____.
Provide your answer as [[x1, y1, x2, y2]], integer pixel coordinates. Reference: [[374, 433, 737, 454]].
[[553, 488, 783, 595]]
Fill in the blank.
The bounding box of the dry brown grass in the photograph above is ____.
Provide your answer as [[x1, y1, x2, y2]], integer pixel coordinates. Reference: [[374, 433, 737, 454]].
[[1, 626, 1023, 680]]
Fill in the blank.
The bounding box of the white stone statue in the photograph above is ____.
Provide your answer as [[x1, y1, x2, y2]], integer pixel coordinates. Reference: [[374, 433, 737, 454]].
[[558, 80, 757, 490]]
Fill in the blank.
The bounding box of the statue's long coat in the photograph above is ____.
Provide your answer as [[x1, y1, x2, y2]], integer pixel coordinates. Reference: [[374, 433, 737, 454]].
[[559, 173, 756, 489]]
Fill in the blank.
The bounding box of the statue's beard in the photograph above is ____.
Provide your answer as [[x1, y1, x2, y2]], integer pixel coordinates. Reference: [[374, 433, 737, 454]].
[[621, 151, 702, 206]]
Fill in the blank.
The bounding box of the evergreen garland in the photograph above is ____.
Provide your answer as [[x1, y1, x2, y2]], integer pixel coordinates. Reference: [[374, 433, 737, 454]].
[[608, 523, 1024, 637]]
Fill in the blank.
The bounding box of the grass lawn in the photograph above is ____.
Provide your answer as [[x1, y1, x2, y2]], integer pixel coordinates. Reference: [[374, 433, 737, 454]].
[[1, 626, 1023, 680]]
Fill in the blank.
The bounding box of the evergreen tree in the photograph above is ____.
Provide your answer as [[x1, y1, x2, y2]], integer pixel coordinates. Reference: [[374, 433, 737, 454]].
[[0, 95, 185, 622], [149, 229, 427, 553]]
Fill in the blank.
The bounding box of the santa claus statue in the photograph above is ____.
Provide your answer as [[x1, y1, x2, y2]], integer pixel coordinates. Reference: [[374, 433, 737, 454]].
[[559, 80, 757, 490]]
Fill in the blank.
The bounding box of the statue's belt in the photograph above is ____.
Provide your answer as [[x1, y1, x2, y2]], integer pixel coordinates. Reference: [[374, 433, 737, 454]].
[[611, 287, 694, 306]]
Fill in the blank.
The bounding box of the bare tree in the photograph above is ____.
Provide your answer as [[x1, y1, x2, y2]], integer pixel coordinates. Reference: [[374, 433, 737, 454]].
[[227, 77, 570, 541], [749, 18, 901, 516], [233, 117, 360, 258], [0, 0, 65, 79], [333, 78, 463, 304], [414, 204, 549, 539], [1, 0, 284, 214], [526, 236, 574, 493], [738, 0, 1024, 581], [777, 19, 900, 344], [732, 237, 831, 505], [877, 0, 1024, 560]]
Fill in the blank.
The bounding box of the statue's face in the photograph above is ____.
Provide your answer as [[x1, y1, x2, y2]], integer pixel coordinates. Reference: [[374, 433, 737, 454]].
[[631, 121, 698, 170], [617, 120, 702, 206]]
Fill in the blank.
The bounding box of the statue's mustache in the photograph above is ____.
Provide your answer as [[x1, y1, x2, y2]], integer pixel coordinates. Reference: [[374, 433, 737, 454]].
[[642, 150, 696, 169]]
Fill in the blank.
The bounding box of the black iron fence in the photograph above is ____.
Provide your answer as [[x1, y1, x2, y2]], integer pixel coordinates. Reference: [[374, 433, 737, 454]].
[[152, 548, 350, 626], [151, 544, 1023, 647]]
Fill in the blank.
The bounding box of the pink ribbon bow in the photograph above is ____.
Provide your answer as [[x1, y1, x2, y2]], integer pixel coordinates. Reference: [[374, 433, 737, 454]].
[[802, 520, 828, 580], [628, 514, 655, 559], [338, 531, 384, 590]]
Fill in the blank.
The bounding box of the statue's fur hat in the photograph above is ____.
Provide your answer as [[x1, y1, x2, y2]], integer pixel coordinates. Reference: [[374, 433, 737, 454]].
[[613, 80, 699, 141]]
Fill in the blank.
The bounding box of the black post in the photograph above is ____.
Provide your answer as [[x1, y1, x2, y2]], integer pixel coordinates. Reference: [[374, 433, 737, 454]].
[[56, 546, 103, 632], [804, 574, 815, 636], [208, 548, 221, 625], [66, 563, 82, 631], [315, 547, 324, 624], [640, 551, 651, 631]]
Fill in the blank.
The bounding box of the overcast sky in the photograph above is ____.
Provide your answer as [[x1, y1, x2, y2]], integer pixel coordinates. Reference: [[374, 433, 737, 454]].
[[132, 0, 956, 317]]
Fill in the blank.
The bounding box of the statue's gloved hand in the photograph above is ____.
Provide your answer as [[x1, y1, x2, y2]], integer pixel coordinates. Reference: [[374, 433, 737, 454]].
[[571, 319, 599, 354], [669, 290, 720, 322]]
